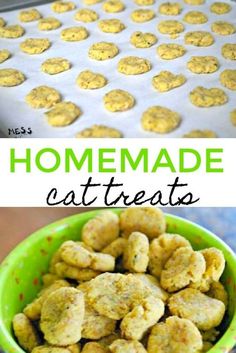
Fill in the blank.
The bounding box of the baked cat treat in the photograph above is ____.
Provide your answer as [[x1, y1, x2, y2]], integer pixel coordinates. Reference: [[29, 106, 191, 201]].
[[157, 44, 186, 59], [130, 31, 157, 48], [152, 71, 186, 92], [20, 38, 51, 54], [76, 125, 122, 138], [187, 56, 219, 74], [118, 56, 151, 75], [189, 87, 228, 107], [88, 42, 119, 60], [45, 102, 81, 127], [12, 209, 229, 353], [103, 0, 125, 13], [77, 70, 107, 89], [19, 8, 41, 22], [75, 9, 99, 22], [41, 58, 71, 74]]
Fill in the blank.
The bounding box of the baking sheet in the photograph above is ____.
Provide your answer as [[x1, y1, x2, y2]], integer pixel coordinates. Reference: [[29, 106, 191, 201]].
[[0, 0, 235, 138]]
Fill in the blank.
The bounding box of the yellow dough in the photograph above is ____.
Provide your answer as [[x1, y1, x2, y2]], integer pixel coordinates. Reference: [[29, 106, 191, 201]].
[[134, 0, 155, 4], [45, 102, 81, 127], [0, 68, 25, 87], [26, 86, 61, 109], [88, 42, 119, 60], [220, 69, 236, 90], [230, 109, 236, 126], [118, 56, 151, 75], [75, 9, 99, 22], [19, 8, 41, 22], [141, 106, 181, 133], [20, 38, 51, 54], [222, 43, 236, 60], [77, 70, 107, 89], [152, 71, 186, 92], [98, 19, 125, 33], [41, 57, 71, 74], [0, 17, 6, 27], [157, 44, 186, 59], [183, 11, 208, 24], [130, 31, 157, 48], [51, 1, 76, 13], [184, 0, 205, 5], [38, 17, 62, 30], [211, 21, 235, 35], [189, 86, 228, 107], [210, 2, 231, 14], [61, 27, 89, 41], [185, 31, 214, 46], [0, 50, 11, 64], [104, 89, 135, 112], [0, 25, 25, 38], [76, 125, 123, 138], [187, 56, 219, 74], [159, 3, 182, 15], [158, 20, 185, 35], [183, 130, 217, 138], [83, 0, 103, 4], [131, 9, 155, 23], [103, 0, 125, 13]]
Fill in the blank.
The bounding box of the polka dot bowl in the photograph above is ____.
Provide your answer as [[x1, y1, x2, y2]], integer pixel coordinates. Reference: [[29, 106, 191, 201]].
[[0, 209, 235, 353]]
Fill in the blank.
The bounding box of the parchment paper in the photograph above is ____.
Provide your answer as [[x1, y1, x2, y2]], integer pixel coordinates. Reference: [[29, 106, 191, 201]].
[[0, 0, 235, 138]]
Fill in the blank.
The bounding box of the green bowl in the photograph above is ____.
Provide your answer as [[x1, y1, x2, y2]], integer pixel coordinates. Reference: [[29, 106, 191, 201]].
[[0, 209, 236, 353]]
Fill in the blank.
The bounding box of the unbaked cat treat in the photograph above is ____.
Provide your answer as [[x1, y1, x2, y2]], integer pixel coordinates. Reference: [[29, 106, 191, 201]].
[[118, 56, 151, 75], [103, 89, 135, 112], [88, 42, 119, 60], [157, 44, 186, 59], [158, 20, 185, 35], [61, 27, 89, 41], [159, 3, 182, 15], [45, 102, 81, 127], [76, 125, 123, 138], [220, 69, 236, 90], [20, 38, 51, 54], [0, 24, 25, 38], [26, 85, 61, 109], [12, 208, 229, 353], [130, 32, 157, 48], [189, 87, 228, 107], [184, 31, 214, 46], [51, 1, 76, 13], [211, 21, 235, 35], [38, 17, 62, 31], [75, 9, 99, 22], [0, 50, 11, 64], [19, 8, 41, 22], [183, 11, 208, 24], [210, 2, 231, 14], [152, 71, 186, 92], [230, 109, 236, 126], [187, 56, 219, 74], [131, 9, 155, 23], [0, 68, 25, 87], [222, 43, 236, 60], [98, 19, 125, 33], [0, 17, 6, 27], [77, 70, 107, 89], [141, 106, 181, 133], [41, 58, 71, 74], [103, 0, 125, 13], [183, 130, 217, 138]]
